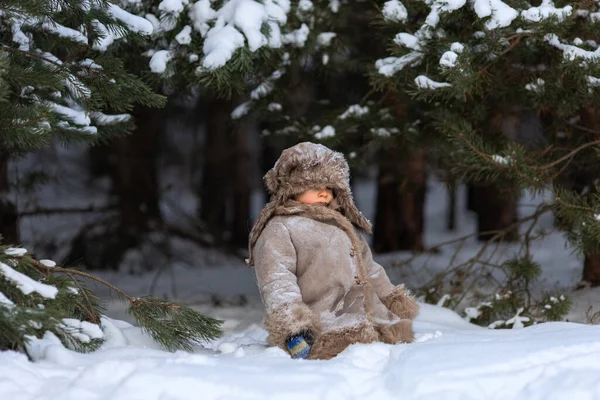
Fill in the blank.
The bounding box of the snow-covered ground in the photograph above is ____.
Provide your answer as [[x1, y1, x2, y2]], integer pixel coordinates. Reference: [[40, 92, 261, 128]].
[[2, 303, 600, 400], [6, 143, 600, 399]]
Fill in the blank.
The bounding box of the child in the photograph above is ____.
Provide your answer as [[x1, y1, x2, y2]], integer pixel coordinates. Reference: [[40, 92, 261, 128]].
[[248, 142, 418, 360]]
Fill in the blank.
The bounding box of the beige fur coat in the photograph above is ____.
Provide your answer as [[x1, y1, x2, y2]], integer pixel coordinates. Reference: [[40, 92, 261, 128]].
[[249, 142, 419, 360]]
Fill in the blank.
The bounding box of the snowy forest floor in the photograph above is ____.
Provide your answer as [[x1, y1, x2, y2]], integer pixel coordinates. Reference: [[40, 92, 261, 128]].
[[2, 302, 600, 400], [5, 150, 600, 398]]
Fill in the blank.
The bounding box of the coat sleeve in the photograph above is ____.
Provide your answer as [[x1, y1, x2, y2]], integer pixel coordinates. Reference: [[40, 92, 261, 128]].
[[253, 221, 320, 349], [360, 235, 419, 320]]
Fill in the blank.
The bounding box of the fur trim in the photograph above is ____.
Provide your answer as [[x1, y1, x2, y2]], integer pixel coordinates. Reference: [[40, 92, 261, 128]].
[[264, 302, 322, 350], [268, 202, 371, 282], [265, 142, 350, 196], [247, 198, 280, 266], [307, 323, 380, 360], [377, 319, 414, 344], [248, 142, 371, 266], [381, 285, 420, 320]]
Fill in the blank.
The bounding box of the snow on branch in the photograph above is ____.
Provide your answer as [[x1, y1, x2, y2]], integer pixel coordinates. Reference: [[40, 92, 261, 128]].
[[1, 0, 159, 143], [0, 290, 14, 306], [313, 125, 335, 139], [376, 52, 423, 76], [472, 0, 517, 30], [0, 262, 58, 299], [525, 78, 545, 93], [148, 0, 348, 74], [545, 34, 600, 61], [394, 32, 422, 51], [91, 112, 132, 126], [60, 318, 104, 343], [107, 3, 154, 35], [414, 75, 451, 89], [338, 105, 369, 120], [423, 0, 466, 28], [149, 50, 174, 73], [377, 0, 586, 78], [8, 13, 87, 51], [521, 0, 572, 23], [48, 103, 90, 126], [382, 0, 408, 23], [191, 0, 292, 69]]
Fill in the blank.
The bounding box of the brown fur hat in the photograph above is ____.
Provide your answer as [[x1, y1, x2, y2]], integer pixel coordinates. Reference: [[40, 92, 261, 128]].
[[247, 142, 371, 266]]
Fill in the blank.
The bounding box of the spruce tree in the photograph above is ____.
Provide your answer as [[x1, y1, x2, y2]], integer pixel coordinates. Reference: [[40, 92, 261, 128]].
[[0, 0, 222, 353], [0, 0, 167, 153], [370, 0, 600, 324], [0, 244, 222, 353]]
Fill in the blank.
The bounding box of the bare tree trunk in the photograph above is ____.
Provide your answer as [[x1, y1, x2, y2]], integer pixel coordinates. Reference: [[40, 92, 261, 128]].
[[583, 253, 600, 287], [200, 97, 233, 245], [469, 181, 518, 241], [580, 106, 600, 286], [466, 185, 476, 212], [113, 105, 163, 234], [231, 122, 253, 248], [0, 153, 18, 244], [373, 146, 426, 253], [466, 110, 538, 240], [447, 178, 457, 231]]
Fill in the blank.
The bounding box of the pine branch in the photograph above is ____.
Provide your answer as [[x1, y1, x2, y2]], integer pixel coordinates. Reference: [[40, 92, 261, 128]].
[[555, 198, 595, 213], [535, 139, 600, 171], [456, 131, 504, 166], [29, 259, 223, 351], [2, 46, 64, 69], [31, 260, 133, 301], [63, 271, 100, 324], [128, 297, 223, 352]]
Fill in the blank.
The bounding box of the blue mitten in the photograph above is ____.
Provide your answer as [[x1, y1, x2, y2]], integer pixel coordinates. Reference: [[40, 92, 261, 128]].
[[286, 331, 314, 359]]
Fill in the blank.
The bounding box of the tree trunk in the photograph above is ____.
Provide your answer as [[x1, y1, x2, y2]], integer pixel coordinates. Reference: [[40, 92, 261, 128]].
[[469, 181, 518, 242], [447, 179, 457, 231], [466, 185, 476, 212], [373, 146, 426, 253], [231, 122, 253, 248], [583, 253, 600, 287], [113, 106, 162, 236], [580, 106, 600, 286], [200, 97, 234, 245], [0, 153, 19, 244], [67, 106, 163, 270]]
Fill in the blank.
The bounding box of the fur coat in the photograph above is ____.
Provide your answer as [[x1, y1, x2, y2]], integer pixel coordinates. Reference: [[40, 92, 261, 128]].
[[249, 142, 419, 360]]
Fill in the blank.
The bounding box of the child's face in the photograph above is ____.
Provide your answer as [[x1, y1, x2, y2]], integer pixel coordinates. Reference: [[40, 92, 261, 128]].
[[297, 188, 334, 205]]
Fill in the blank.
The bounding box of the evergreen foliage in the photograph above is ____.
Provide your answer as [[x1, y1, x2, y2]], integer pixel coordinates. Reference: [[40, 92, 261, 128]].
[[0, 0, 222, 354], [462, 257, 572, 328], [0, 239, 223, 354], [128, 297, 222, 352], [375, 0, 600, 255], [0, 0, 165, 155], [371, 0, 600, 323], [0, 242, 105, 353]]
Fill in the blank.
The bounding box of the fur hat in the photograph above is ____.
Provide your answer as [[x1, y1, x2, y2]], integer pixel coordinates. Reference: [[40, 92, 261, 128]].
[[247, 142, 371, 266]]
